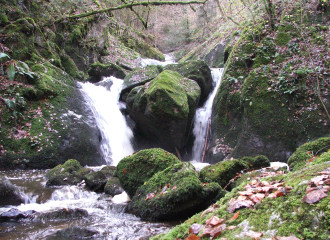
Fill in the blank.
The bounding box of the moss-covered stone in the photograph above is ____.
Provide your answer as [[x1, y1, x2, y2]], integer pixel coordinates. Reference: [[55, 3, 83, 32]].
[[119, 65, 162, 101], [164, 60, 213, 103], [152, 162, 330, 240], [87, 62, 126, 82], [288, 137, 330, 171], [127, 162, 223, 221], [0, 175, 24, 206], [126, 70, 201, 152], [200, 155, 270, 188], [84, 166, 116, 192], [115, 148, 181, 198], [45, 159, 91, 187], [104, 177, 124, 196]]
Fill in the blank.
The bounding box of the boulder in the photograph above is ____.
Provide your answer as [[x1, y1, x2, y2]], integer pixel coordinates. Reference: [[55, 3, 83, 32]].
[[45, 159, 91, 187], [0, 176, 24, 206], [36, 208, 88, 221], [104, 177, 124, 196], [0, 208, 36, 221], [87, 62, 126, 82], [56, 227, 99, 239], [116, 148, 181, 198], [199, 155, 270, 188], [164, 60, 213, 103], [120, 65, 162, 101], [127, 162, 223, 221], [288, 137, 330, 171], [126, 70, 201, 151], [84, 166, 116, 192]]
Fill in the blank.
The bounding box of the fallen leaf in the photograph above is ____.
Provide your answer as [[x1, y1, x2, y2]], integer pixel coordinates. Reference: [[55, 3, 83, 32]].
[[123, 168, 127, 174], [250, 193, 265, 203], [206, 216, 225, 226], [311, 175, 329, 185], [172, 186, 178, 190], [245, 231, 263, 239], [201, 204, 220, 217], [227, 225, 237, 230], [146, 193, 155, 200], [302, 189, 328, 204], [185, 234, 201, 240], [189, 224, 202, 235], [268, 190, 285, 198], [202, 224, 226, 239], [227, 199, 254, 213], [276, 236, 301, 240], [230, 211, 239, 220]]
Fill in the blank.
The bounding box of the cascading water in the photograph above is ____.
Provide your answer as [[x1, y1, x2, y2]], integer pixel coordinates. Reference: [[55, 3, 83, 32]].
[[192, 68, 224, 162], [80, 77, 134, 166]]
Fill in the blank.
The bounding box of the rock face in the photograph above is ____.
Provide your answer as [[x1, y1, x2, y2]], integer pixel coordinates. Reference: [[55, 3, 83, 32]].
[[120, 65, 163, 101], [126, 70, 201, 152], [127, 162, 223, 221], [87, 62, 126, 82], [164, 60, 213, 104], [116, 148, 181, 198], [204, 43, 226, 68], [0, 176, 24, 206], [199, 155, 270, 188], [45, 159, 91, 187]]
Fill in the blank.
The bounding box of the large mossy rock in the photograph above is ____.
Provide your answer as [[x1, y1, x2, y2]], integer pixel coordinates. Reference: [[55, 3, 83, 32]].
[[288, 137, 330, 171], [45, 159, 91, 187], [87, 62, 126, 82], [120, 65, 163, 101], [126, 70, 201, 152], [84, 166, 116, 192], [200, 155, 270, 188], [0, 176, 24, 206], [115, 148, 181, 198], [164, 60, 213, 103], [127, 162, 223, 221], [104, 177, 123, 196]]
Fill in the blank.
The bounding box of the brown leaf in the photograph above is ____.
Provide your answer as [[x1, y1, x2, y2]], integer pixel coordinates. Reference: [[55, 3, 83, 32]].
[[245, 231, 263, 239], [123, 168, 127, 174], [227, 225, 237, 230], [227, 199, 254, 213], [172, 185, 177, 190], [230, 211, 239, 220], [185, 234, 201, 240], [268, 190, 284, 198], [202, 224, 226, 239], [206, 216, 225, 226], [302, 189, 328, 204], [146, 193, 155, 200], [189, 224, 202, 235], [276, 236, 301, 240], [238, 190, 254, 196], [250, 193, 265, 203], [311, 175, 329, 185], [201, 204, 220, 217]]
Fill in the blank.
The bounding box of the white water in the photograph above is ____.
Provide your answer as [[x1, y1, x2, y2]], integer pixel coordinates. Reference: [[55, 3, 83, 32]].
[[140, 54, 175, 67], [80, 77, 134, 166], [192, 68, 224, 162]]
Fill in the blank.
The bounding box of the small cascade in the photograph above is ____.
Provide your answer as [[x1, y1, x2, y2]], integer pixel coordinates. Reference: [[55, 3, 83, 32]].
[[140, 54, 175, 67], [192, 68, 224, 162], [80, 77, 134, 166]]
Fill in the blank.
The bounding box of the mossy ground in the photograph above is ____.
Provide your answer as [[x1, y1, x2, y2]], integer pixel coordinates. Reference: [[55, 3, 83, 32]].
[[152, 161, 330, 240]]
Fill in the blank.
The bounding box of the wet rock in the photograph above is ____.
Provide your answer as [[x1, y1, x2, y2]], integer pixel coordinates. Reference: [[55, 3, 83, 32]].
[[116, 148, 181, 198], [164, 60, 213, 104], [56, 227, 99, 239], [104, 177, 123, 196], [126, 70, 201, 152], [84, 166, 116, 192], [120, 65, 162, 101], [0, 176, 24, 206], [36, 208, 88, 221], [87, 62, 126, 82], [0, 208, 36, 221], [204, 43, 226, 68], [199, 155, 270, 188], [127, 162, 223, 221], [45, 159, 91, 187]]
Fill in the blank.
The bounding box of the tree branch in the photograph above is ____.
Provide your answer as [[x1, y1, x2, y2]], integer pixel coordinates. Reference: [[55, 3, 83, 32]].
[[55, 0, 209, 23]]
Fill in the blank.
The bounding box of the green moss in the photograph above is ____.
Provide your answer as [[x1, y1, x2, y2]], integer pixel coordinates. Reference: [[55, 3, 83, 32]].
[[275, 31, 291, 46], [115, 148, 181, 198], [288, 137, 330, 170], [0, 13, 9, 26]]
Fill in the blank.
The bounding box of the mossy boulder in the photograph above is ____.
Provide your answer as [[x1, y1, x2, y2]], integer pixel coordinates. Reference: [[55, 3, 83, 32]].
[[126, 70, 201, 151], [120, 65, 163, 101], [152, 162, 330, 240], [104, 177, 124, 196], [84, 166, 116, 192], [87, 62, 126, 82], [0, 176, 24, 206], [45, 159, 91, 187], [288, 137, 330, 171], [127, 162, 223, 221], [119, 35, 165, 61], [115, 148, 181, 198], [164, 60, 213, 103], [200, 155, 270, 188]]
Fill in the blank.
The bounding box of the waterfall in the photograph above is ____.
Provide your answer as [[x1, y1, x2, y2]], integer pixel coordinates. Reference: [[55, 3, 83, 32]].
[[140, 54, 175, 67], [80, 77, 134, 166], [192, 68, 224, 162]]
